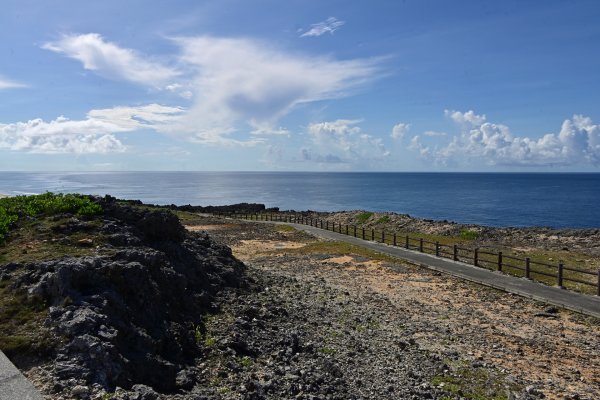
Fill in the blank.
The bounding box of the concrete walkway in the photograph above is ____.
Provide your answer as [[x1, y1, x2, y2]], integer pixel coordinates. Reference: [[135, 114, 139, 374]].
[[0, 351, 43, 400], [230, 218, 600, 319]]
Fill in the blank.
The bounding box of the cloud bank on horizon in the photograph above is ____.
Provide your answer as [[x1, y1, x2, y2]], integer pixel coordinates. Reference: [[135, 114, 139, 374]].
[[0, 1, 599, 171]]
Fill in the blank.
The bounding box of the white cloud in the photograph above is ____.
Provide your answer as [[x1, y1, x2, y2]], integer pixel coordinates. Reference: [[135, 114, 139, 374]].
[[42, 33, 179, 88], [171, 36, 381, 143], [0, 104, 183, 154], [300, 17, 345, 37], [416, 110, 600, 167], [39, 33, 382, 147], [445, 109, 487, 127], [0, 117, 126, 154], [303, 119, 389, 166], [423, 130, 447, 137], [390, 123, 410, 140], [408, 135, 431, 157], [87, 104, 185, 130], [0, 77, 27, 90]]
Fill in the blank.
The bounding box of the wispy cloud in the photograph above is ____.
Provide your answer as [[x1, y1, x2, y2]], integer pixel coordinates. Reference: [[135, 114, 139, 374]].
[[423, 130, 447, 137], [0, 77, 27, 90], [172, 36, 381, 144], [300, 17, 345, 37], [39, 33, 383, 148], [42, 33, 180, 89]]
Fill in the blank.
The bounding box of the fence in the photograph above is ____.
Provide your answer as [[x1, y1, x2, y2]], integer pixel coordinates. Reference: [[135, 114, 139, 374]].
[[213, 212, 600, 296]]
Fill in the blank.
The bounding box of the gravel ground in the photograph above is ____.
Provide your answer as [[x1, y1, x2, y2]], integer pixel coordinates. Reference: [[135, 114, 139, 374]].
[[179, 217, 600, 400]]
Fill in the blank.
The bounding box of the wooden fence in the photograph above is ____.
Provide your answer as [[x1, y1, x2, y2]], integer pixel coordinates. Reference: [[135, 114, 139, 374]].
[[214, 212, 600, 296]]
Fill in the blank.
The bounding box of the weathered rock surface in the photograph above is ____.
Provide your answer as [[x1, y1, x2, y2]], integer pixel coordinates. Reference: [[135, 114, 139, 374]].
[[3, 197, 245, 398]]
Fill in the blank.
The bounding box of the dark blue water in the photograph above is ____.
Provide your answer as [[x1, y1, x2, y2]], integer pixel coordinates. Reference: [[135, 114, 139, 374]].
[[0, 172, 598, 228]]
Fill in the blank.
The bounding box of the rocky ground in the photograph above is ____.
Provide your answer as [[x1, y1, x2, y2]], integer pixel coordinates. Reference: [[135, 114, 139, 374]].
[[180, 216, 600, 400], [2, 201, 599, 399]]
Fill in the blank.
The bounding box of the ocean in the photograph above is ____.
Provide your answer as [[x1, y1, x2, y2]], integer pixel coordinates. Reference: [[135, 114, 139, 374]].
[[0, 172, 598, 228]]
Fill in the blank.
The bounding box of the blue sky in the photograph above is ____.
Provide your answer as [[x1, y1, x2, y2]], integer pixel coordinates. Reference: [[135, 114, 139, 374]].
[[1, 0, 599, 171]]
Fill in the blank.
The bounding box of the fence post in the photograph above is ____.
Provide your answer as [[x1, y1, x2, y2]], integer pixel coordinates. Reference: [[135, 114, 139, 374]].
[[393, 233, 397, 246], [332, 222, 335, 231], [371, 229, 375, 241], [558, 263, 564, 288], [419, 238, 424, 252], [382, 231, 385, 244], [345, 225, 349, 235], [597, 269, 600, 296], [435, 241, 439, 257], [453, 245, 458, 261], [474, 248, 478, 266], [320, 220, 323, 229], [339, 224, 342, 233], [525, 257, 531, 279], [362, 228, 365, 240], [405, 235, 409, 249], [353, 225, 357, 237], [498, 251, 503, 271], [326, 221, 329, 230]]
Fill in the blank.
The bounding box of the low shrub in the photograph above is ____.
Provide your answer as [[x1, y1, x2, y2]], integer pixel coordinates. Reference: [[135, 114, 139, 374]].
[[0, 193, 102, 244], [356, 212, 373, 224]]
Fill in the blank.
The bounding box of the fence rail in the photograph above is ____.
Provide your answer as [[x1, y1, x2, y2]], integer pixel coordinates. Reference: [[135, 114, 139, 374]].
[[213, 211, 600, 296]]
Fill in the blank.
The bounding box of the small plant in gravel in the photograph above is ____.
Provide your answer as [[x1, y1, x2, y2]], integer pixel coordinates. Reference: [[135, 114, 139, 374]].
[[321, 346, 336, 354], [356, 212, 373, 224], [239, 355, 252, 367], [194, 325, 202, 345]]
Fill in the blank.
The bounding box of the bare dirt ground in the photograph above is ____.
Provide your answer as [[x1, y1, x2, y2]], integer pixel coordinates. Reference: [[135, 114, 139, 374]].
[[185, 216, 600, 400]]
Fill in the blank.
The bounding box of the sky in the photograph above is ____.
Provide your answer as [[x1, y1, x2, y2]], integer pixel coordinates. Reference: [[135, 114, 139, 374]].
[[0, 0, 599, 172]]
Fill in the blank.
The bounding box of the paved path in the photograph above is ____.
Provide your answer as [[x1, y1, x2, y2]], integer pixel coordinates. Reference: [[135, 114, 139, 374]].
[[0, 351, 43, 400], [226, 217, 600, 319]]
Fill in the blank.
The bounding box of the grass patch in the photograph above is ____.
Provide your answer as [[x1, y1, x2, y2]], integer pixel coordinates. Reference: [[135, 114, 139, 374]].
[[0, 193, 102, 245], [0, 216, 105, 265], [375, 215, 390, 224], [460, 229, 479, 240], [0, 285, 56, 361], [276, 224, 297, 233], [355, 212, 373, 224], [431, 359, 522, 400]]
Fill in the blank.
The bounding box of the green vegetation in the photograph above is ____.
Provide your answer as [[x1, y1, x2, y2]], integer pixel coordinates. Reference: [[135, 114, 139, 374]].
[[375, 215, 390, 224], [460, 229, 479, 240], [276, 224, 297, 233], [356, 212, 373, 224], [320, 346, 336, 354], [239, 355, 252, 367], [431, 359, 522, 400], [0, 285, 55, 359], [0, 193, 102, 244]]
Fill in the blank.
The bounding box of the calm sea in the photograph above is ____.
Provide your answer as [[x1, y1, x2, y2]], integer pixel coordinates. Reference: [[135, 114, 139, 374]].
[[0, 172, 598, 228]]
